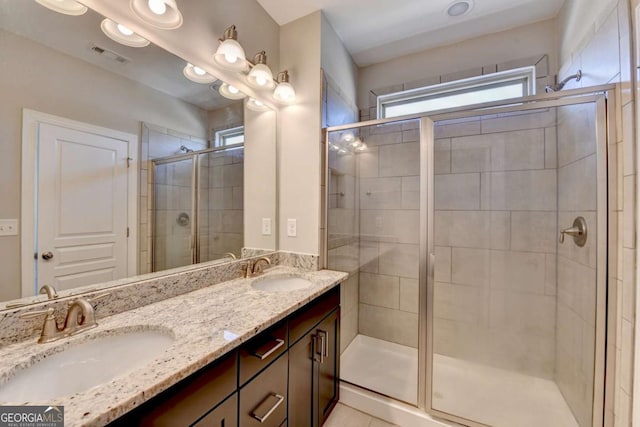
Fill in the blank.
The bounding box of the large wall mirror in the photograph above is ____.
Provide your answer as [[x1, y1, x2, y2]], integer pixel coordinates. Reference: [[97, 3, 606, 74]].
[[0, 0, 277, 307]]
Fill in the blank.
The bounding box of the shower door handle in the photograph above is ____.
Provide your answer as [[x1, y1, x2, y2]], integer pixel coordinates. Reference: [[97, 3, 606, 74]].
[[428, 253, 435, 279]]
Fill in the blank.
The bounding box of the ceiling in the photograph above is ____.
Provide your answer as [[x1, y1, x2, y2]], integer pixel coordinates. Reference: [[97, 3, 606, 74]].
[[0, 0, 234, 111], [256, 0, 566, 66]]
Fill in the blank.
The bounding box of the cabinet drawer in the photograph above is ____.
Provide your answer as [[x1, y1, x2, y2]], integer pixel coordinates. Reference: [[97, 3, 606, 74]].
[[117, 352, 238, 427], [193, 393, 238, 427], [240, 353, 288, 427], [239, 321, 288, 385], [289, 286, 339, 345]]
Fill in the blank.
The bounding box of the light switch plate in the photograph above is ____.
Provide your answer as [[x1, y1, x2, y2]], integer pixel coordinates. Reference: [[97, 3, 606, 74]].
[[262, 218, 272, 236], [287, 219, 297, 237], [0, 219, 18, 236]]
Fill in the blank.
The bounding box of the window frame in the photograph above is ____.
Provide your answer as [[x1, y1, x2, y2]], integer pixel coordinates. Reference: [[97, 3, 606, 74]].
[[213, 125, 245, 147], [377, 66, 536, 119]]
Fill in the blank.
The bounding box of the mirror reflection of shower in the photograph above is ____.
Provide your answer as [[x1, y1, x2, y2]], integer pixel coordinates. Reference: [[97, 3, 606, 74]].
[[545, 69, 582, 92], [151, 144, 245, 272]]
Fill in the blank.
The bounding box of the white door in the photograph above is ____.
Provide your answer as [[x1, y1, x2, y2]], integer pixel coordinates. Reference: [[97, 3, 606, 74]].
[[36, 123, 130, 291]]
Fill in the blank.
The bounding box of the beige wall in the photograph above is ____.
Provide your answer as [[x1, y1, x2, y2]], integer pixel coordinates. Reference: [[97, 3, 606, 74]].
[[557, 1, 637, 425], [321, 13, 359, 113], [357, 19, 558, 109], [278, 12, 323, 254], [0, 30, 208, 301]]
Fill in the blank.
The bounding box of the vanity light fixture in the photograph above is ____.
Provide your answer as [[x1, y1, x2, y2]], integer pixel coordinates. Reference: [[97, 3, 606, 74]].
[[219, 83, 247, 100], [130, 0, 183, 30], [273, 71, 296, 104], [247, 98, 271, 112], [183, 63, 217, 84], [34, 0, 87, 16], [101, 19, 150, 48], [214, 26, 247, 71], [246, 51, 275, 90]]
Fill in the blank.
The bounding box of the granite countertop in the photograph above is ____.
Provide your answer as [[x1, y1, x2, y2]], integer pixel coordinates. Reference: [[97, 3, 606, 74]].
[[0, 266, 347, 426]]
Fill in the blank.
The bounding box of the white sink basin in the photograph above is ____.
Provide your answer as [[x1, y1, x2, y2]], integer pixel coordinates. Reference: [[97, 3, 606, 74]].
[[0, 329, 174, 402], [252, 275, 313, 292]]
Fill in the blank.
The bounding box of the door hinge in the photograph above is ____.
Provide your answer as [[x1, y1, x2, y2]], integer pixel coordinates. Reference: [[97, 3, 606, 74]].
[[127, 227, 130, 238]]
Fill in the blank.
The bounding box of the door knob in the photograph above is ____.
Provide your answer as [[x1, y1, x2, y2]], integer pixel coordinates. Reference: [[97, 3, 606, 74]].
[[41, 251, 54, 261]]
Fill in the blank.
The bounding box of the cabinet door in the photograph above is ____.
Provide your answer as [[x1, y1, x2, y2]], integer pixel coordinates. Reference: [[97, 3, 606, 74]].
[[193, 393, 238, 427], [288, 330, 315, 427], [316, 309, 339, 426]]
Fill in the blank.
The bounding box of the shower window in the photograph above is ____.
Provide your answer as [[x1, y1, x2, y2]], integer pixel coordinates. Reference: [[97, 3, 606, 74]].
[[378, 66, 535, 119], [214, 126, 245, 147]]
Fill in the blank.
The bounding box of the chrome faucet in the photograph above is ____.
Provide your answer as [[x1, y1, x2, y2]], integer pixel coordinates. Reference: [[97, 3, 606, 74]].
[[244, 257, 272, 278], [39, 284, 59, 300], [20, 294, 109, 344]]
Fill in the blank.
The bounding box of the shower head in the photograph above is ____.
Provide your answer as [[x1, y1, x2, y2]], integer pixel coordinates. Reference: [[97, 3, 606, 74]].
[[545, 70, 582, 93], [179, 145, 194, 153]]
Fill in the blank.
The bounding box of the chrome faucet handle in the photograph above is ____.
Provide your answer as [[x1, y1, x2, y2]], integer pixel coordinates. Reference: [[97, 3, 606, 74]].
[[39, 284, 59, 300], [20, 307, 55, 320], [20, 308, 63, 344]]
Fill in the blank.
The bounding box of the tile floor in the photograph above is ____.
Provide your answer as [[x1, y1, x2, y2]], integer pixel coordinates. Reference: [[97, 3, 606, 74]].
[[325, 403, 398, 427]]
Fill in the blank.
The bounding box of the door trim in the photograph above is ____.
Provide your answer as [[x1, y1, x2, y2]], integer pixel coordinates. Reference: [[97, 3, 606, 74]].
[[21, 109, 138, 297]]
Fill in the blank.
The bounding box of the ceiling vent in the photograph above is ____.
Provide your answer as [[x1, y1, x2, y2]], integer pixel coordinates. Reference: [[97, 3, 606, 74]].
[[90, 44, 131, 64]]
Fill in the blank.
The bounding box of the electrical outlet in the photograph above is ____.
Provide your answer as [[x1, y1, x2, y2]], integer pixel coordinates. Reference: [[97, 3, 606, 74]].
[[262, 218, 272, 236], [0, 219, 18, 236], [287, 219, 297, 237]]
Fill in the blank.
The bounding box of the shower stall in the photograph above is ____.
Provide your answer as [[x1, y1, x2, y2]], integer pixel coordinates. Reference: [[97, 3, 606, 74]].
[[325, 86, 612, 427], [151, 145, 244, 272]]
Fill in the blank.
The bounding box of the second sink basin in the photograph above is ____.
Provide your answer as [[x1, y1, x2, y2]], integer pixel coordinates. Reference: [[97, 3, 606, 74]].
[[0, 328, 174, 403], [252, 275, 313, 292]]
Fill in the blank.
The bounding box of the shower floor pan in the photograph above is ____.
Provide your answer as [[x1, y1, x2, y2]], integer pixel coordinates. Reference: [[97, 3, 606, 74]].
[[341, 334, 578, 427]]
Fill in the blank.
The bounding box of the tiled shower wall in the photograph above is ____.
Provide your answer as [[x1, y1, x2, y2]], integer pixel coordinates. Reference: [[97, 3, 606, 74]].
[[204, 148, 244, 261], [432, 109, 558, 378], [140, 124, 207, 274], [356, 120, 421, 348], [327, 150, 360, 353], [555, 103, 599, 427]]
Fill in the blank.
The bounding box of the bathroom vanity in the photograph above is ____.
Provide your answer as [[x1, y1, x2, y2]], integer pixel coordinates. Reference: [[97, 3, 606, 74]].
[[0, 266, 346, 427], [111, 286, 340, 427]]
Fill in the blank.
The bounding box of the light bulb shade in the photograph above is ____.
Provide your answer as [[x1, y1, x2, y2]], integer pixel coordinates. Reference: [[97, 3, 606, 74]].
[[219, 83, 247, 100], [273, 81, 296, 104], [247, 98, 270, 112], [183, 63, 217, 84], [247, 63, 275, 89], [100, 19, 150, 48], [34, 0, 87, 15], [214, 39, 247, 71], [130, 0, 183, 30]]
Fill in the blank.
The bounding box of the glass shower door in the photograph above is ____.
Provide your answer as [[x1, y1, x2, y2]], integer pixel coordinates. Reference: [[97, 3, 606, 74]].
[[152, 157, 196, 271], [327, 119, 422, 406], [428, 98, 607, 427]]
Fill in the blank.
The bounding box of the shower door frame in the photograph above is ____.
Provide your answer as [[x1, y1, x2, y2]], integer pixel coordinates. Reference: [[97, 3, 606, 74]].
[[323, 84, 615, 427], [150, 143, 244, 272], [423, 92, 611, 427]]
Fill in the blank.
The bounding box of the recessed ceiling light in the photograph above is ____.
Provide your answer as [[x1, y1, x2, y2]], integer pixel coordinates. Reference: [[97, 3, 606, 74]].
[[447, 0, 473, 17], [34, 0, 87, 16], [100, 19, 150, 48]]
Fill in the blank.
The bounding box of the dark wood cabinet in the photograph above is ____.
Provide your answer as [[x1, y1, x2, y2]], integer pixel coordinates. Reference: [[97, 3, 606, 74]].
[[288, 289, 340, 427], [109, 285, 340, 427]]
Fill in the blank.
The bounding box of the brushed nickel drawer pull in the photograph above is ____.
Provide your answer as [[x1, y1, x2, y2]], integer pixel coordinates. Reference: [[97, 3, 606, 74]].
[[251, 338, 285, 360], [251, 392, 284, 423], [316, 330, 327, 364]]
